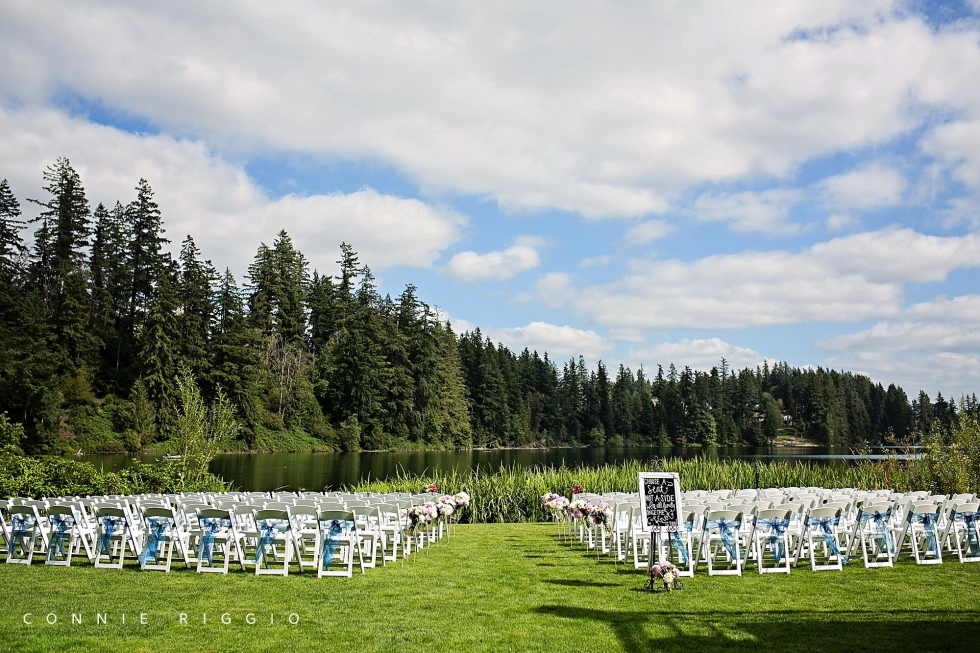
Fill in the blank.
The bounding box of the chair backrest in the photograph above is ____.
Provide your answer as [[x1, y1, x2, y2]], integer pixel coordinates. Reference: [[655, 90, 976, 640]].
[[318, 510, 356, 528], [96, 506, 127, 519], [705, 509, 742, 526], [808, 506, 842, 521], [757, 508, 793, 521], [198, 508, 233, 522], [142, 506, 177, 521], [254, 509, 290, 524], [953, 501, 979, 515]]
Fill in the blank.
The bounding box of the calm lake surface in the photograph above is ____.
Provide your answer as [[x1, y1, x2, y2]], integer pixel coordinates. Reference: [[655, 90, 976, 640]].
[[84, 446, 912, 492]]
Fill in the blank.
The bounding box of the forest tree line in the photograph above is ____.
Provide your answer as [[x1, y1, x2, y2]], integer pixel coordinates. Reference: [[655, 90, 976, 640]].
[[0, 160, 971, 454]]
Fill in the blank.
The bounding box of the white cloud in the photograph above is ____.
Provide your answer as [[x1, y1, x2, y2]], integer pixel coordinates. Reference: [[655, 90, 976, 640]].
[[817, 163, 907, 210], [442, 236, 544, 281], [528, 227, 980, 330], [489, 322, 612, 359], [816, 294, 980, 395], [691, 189, 802, 233], [823, 350, 980, 398], [0, 106, 465, 274], [826, 213, 859, 230], [923, 120, 980, 191], [2, 2, 979, 217], [630, 338, 766, 372], [579, 255, 610, 268], [818, 294, 980, 353], [624, 219, 674, 244]]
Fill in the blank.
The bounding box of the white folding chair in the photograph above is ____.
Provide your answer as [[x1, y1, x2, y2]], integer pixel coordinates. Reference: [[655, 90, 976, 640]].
[[847, 503, 896, 568], [316, 510, 363, 578], [6, 505, 42, 564], [93, 506, 139, 569], [195, 508, 243, 574], [947, 502, 980, 563], [250, 509, 293, 576], [701, 510, 745, 576], [754, 508, 792, 574], [803, 507, 847, 571]]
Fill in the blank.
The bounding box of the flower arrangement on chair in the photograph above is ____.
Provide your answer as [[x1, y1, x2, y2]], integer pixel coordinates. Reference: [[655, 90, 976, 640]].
[[589, 501, 613, 530], [571, 484, 584, 495]]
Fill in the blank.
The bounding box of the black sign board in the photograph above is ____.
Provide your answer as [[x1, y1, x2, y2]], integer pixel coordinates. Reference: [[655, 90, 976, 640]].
[[638, 472, 682, 533]]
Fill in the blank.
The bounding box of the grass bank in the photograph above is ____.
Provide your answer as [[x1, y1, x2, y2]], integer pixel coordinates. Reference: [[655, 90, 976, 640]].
[[349, 458, 926, 523], [0, 523, 977, 653]]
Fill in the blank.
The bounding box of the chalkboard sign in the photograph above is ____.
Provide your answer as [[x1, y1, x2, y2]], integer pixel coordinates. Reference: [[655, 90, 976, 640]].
[[638, 472, 682, 533]]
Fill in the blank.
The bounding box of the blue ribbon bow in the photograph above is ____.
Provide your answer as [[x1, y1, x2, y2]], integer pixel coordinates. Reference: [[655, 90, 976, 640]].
[[139, 517, 173, 564], [253, 519, 290, 565], [8, 514, 36, 556], [96, 516, 126, 557], [704, 517, 743, 560], [909, 512, 940, 558], [197, 517, 230, 565], [807, 515, 849, 564], [953, 510, 980, 556], [320, 519, 352, 569], [757, 517, 790, 564], [858, 509, 895, 555], [46, 514, 74, 561]]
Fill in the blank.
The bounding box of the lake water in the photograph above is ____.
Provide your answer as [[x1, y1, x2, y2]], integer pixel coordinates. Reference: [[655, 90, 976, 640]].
[[84, 445, 915, 492]]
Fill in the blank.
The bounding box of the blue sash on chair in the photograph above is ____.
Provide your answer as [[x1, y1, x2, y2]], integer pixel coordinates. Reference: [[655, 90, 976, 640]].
[[807, 514, 848, 563], [139, 517, 173, 564], [197, 517, 230, 564], [253, 519, 290, 565], [8, 514, 36, 556], [46, 514, 74, 560], [909, 512, 940, 557], [858, 509, 894, 555], [756, 517, 790, 564], [704, 517, 742, 560], [96, 516, 125, 557], [953, 510, 980, 556], [320, 519, 353, 569]]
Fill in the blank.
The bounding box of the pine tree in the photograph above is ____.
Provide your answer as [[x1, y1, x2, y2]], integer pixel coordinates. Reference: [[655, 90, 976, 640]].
[[27, 158, 97, 369], [138, 264, 179, 434], [126, 179, 169, 329], [0, 179, 25, 279], [176, 236, 218, 386]]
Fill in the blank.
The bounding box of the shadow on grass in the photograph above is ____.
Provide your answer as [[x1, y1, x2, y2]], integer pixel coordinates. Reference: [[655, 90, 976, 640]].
[[544, 579, 619, 588], [535, 605, 980, 652]]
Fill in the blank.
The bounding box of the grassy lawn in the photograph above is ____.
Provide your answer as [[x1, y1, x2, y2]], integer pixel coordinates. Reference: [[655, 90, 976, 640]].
[[1, 523, 978, 652]]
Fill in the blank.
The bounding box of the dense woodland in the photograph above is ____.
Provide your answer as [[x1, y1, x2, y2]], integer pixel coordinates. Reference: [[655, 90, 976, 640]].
[[0, 160, 972, 454]]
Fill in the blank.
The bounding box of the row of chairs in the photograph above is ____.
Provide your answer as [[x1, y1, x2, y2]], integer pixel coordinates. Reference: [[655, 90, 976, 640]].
[[1, 491, 455, 577], [569, 487, 980, 576]]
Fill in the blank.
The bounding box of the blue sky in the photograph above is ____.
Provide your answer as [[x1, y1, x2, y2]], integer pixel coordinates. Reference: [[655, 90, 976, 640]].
[[3, 1, 980, 396]]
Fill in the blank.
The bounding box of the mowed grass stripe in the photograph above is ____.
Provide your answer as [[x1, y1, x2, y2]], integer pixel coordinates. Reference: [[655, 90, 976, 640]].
[[0, 524, 978, 652]]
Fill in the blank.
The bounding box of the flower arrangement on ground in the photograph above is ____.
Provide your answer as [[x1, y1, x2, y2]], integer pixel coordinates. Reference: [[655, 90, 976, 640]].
[[651, 561, 680, 592]]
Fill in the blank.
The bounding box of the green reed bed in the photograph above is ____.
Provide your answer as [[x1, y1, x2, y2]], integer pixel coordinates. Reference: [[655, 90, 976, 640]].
[[347, 457, 927, 524]]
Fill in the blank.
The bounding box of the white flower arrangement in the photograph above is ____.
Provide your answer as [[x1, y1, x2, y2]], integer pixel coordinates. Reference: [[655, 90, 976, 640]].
[[454, 491, 470, 508], [436, 495, 456, 516], [540, 492, 570, 519]]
